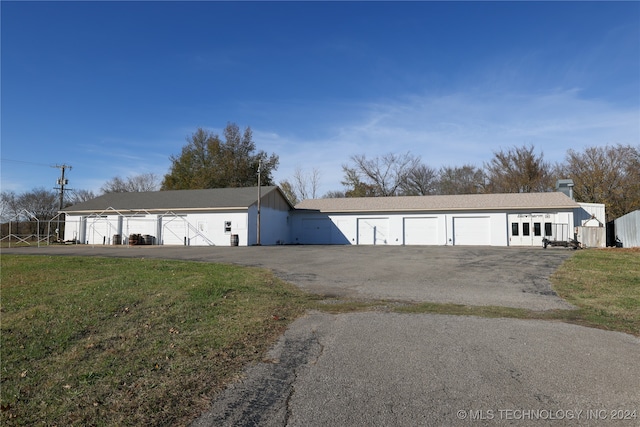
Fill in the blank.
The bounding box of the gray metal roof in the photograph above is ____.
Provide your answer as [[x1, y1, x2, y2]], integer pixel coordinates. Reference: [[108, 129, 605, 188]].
[[295, 192, 580, 212], [63, 186, 283, 213]]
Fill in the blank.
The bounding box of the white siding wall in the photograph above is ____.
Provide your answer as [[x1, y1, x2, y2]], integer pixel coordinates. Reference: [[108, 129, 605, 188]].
[[166, 211, 248, 246], [66, 205, 579, 248], [66, 212, 252, 246], [258, 206, 290, 245], [290, 213, 377, 245], [291, 210, 579, 247], [247, 205, 291, 246], [63, 215, 83, 242], [575, 203, 606, 226], [291, 212, 508, 246]]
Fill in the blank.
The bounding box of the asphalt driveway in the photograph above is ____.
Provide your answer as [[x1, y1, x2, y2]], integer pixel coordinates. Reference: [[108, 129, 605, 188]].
[[5, 245, 638, 426], [4, 245, 574, 310], [194, 312, 639, 427]]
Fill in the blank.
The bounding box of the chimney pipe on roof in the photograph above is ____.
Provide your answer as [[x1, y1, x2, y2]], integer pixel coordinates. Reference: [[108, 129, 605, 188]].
[[556, 179, 575, 200]]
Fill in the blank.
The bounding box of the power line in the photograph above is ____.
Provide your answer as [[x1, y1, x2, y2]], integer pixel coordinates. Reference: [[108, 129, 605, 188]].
[[0, 158, 53, 168]]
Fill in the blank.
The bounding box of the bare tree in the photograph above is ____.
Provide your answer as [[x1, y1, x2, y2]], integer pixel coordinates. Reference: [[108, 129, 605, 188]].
[[130, 173, 160, 192], [18, 188, 58, 220], [294, 167, 321, 200], [561, 144, 640, 221], [1, 188, 59, 236], [436, 164, 486, 195], [341, 165, 378, 197], [400, 163, 438, 196], [323, 190, 346, 198], [278, 180, 299, 205], [343, 152, 421, 197], [281, 167, 322, 204], [67, 189, 98, 205], [0, 190, 20, 223], [484, 144, 554, 193], [101, 173, 160, 194]]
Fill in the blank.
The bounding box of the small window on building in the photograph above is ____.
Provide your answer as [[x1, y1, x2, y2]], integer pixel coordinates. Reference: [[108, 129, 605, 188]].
[[533, 222, 541, 236], [523, 223, 530, 236], [544, 222, 552, 237], [511, 223, 519, 236], [224, 221, 232, 233]]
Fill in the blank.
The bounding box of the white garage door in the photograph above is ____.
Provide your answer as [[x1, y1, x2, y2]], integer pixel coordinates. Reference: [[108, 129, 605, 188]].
[[302, 218, 332, 244], [453, 217, 491, 246], [87, 217, 114, 245], [404, 217, 439, 245], [358, 218, 389, 245], [161, 216, 187, 245]]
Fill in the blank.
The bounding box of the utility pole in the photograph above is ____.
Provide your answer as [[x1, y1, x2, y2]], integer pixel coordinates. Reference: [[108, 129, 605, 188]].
[[53, 164, 72, 240], [257, 159, 262, 246], [53, 164, 72, 210]]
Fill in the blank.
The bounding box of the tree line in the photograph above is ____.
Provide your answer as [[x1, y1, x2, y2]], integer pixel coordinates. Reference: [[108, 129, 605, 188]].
[[281, 144, 639, 222], [2, 122, 638, 230]]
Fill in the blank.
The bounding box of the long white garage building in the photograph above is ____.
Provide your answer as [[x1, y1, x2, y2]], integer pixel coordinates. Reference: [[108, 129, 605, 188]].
[[63, 188, 601, 247], [293, 192, 590, 247], [63, 186, 293, 246]]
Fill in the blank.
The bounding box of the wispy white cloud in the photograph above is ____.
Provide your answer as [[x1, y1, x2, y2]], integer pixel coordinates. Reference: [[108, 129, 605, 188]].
[[264, 88, 639, 196]]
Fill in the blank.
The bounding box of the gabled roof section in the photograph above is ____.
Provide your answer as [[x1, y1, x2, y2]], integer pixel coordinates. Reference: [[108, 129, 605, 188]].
[[295, 192, 580, 213], [63, 186, 290, 213]]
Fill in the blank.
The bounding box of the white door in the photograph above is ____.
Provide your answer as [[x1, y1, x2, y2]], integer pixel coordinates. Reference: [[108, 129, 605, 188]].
[[161, 216, 187, 245], [508, 214, 532, 246], [404, 217, 439, 245], [87, 217, 112, 245], [192, 220, 211, 246], [357, 218, 389, 245], [530, 214, 547, 247], [452, 217, 491, 246], [508, 214, 547, 246], [302, 218, 332, 244]]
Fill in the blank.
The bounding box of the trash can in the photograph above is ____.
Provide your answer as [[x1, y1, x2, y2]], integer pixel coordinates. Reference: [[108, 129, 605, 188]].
[[143, 235, 154, 245], [113, 234, 122, 245], [230, 234, 239, 246]]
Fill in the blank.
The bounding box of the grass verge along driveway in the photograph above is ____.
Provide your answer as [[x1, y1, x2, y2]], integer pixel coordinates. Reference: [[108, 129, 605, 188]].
[[1, 248, 638, 425]]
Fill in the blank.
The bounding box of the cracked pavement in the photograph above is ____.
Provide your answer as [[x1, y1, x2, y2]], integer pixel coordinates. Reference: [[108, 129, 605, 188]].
[[194, 312, 639, 426], [5, 245, 639, 425], [191, 320, 324, 427]]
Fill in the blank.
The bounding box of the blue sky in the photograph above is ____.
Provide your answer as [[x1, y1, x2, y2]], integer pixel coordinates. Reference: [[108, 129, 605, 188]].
[[2, 1, 639, 198]]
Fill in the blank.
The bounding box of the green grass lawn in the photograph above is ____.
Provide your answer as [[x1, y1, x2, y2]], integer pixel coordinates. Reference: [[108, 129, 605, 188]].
[[1, 249, 638, 426], [550, 248, 640, 336], [0, 255, 316, 426]]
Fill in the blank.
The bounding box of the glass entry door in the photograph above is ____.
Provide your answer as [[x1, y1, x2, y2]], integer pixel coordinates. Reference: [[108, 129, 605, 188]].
[[509, 214, 547, 246]]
